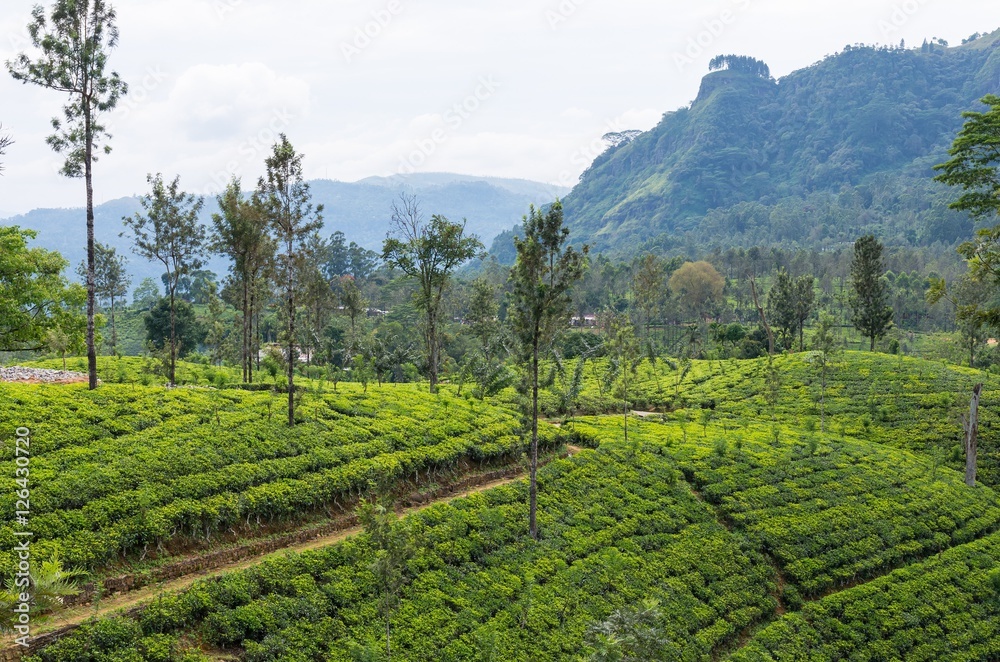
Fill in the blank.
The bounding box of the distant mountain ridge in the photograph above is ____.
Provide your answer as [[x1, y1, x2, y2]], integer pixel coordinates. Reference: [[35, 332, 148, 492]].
[[3, 173, 568, 285], [559, 29, 1000, 254]]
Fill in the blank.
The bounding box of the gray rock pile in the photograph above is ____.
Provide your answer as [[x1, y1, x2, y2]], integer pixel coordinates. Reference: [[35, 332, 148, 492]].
[[0, 367, 90, 383]]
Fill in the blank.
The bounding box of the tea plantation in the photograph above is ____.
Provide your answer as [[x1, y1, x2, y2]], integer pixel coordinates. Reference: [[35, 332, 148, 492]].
[[13, 352, 1000, 660], [0, 358, 550, 579]]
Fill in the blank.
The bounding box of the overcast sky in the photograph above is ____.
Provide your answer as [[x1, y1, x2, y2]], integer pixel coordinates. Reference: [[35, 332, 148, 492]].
[[0, 0, 996, 215]]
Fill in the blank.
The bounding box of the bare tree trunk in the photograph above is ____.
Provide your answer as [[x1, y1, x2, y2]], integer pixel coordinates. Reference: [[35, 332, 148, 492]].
[[110, 294, 117, 355], [169, 285, 177, 386], [428, 307, 439, 394], [85, 111, 98, 390], [243, 277, 249, 383], [963, 383, 983, 487], [749, 275, 775, 356], [529, 332, 539, 541], [287, 251, 296, 427]]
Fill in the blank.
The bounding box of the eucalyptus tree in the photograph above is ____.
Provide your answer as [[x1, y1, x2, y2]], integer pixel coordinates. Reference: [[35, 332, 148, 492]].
[[8, 0, 127, 389], [258, 135, 323, 425], [211, 177, 275, 382], [382, 193, 483, 393], [123, 174, 206, 385], [76, 242, 129, 354], [509, 201, 587, 540]]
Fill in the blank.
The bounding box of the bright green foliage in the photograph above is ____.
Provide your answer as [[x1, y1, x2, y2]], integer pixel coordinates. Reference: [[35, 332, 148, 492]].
[[733, 530, 1000, 661], [849, 235, 894, 351], [571, 417, 1000, 597], [0, 226, 86, 352], [28, 444, 775, 661], [0, 369, 536, 577]]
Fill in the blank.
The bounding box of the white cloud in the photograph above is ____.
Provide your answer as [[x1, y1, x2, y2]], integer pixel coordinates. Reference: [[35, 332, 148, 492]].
[[0, 0, 997, 215]]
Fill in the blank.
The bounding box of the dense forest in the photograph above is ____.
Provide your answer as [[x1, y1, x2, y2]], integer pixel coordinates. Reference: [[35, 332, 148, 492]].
[[561, 30, 1000, 253]]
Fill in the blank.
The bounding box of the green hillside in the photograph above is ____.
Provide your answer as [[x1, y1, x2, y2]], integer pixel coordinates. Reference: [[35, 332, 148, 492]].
[[540, 351, 1000, 486], [561, 30, 1000, 253], [27, 358, 1000, 660], [0, 359, 564, 580]]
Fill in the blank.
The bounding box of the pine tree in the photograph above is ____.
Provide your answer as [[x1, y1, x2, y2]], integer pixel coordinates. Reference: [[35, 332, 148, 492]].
[[849, 235, 893, 351], [8, 0, 127, 389]]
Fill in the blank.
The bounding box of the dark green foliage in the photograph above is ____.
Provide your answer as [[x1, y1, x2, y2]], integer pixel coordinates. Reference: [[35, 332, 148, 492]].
[[850, 235, 894, 350], [708, 54, 771, 78], [767, 270, 815, 351], [560, 37, 1000, 253], [259, 135, 324, 425], [144, 297, 203, 358]]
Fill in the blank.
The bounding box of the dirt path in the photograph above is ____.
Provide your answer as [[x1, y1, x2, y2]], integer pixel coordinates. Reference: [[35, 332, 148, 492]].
[[6, 445, 586, 655]]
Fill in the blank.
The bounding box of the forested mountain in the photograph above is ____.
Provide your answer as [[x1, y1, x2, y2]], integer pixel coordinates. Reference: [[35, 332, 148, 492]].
[[561, 29, 1000, 254], [3, 174, 567, 282]]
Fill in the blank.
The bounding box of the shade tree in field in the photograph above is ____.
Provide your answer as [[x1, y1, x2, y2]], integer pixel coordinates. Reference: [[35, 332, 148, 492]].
[[382, 193, 483, 394], [143, 297, 203, 360], [768, 269, 815, 351], [0, 226, 86, 353], [849, 235, 893, 351], [210, 177, 275, 383], [463, 278, 514, 399], [8, 0, 127, 390], [811, 313, 838, 434], [338, 274, 367, 365], [123, 174, 206, 385], [75, 242, 129, 354], [358, 501, 416, 661], [509, 200, 587, 540], [632, 253, 666, 345], [259, 135, 324, 425], [669, 261, 725, 322], [604, 312, 642, 444]]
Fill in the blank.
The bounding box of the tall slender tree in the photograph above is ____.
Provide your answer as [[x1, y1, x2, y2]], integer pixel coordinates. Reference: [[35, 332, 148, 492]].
[[632, 253, 665, 345], [509, 201, 587, 540], [211, 177, 274, 383], [382, 193, 483, 393], [8, 0, 127, 390], [259, 135, 323, 425], [123, 174, 206, 385], [75, 242, 129, 354], [849, 235, 893, 351]]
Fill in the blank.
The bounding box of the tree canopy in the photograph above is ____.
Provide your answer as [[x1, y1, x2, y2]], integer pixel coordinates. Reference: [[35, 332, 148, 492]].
[[0, 226, 86, 352]]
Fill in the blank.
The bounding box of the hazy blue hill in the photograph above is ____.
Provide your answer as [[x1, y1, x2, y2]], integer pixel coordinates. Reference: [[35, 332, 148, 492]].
[[560, 30, 1000, 253], [3, 174, 567, 285]]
